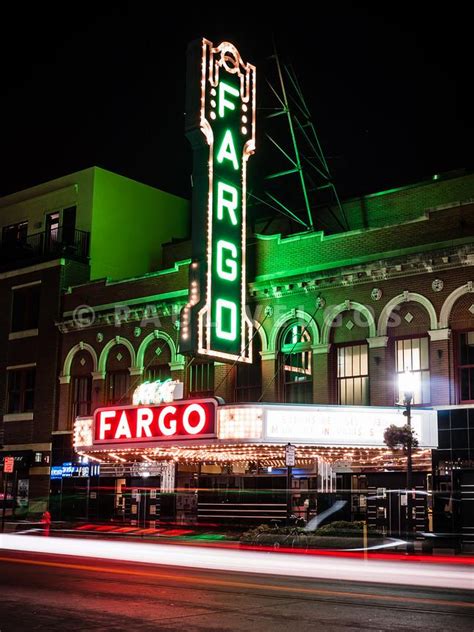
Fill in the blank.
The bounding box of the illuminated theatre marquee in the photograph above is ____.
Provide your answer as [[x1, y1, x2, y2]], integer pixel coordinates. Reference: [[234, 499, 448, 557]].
[[93, 400, 217, 445], [181, 38, 256, 363]]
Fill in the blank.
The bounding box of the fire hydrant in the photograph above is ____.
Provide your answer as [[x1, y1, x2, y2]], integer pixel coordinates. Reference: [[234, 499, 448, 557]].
[[41, 510, 51, 536]]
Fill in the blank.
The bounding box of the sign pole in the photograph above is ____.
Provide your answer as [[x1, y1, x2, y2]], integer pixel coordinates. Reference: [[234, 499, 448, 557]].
[[1, 474, 7, 533], [86, 475, 90, 521], [285, 443, 296, 524], [286, 464, 292, 524], [12, 469, 18, 518], [59, 476, 63, 522], [1, 456, 15, 532], [363, 520, 368, 561]]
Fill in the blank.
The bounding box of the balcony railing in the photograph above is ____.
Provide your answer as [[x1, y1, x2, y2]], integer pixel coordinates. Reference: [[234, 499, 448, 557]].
[[0, 227, 90, 267]]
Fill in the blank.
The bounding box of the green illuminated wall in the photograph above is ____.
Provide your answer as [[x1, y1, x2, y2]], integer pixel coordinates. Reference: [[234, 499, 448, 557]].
[[0, 166, 189, 282], [90, 168, 189, 280]]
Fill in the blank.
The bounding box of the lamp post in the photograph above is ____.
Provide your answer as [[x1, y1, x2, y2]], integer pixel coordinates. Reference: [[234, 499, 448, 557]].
[[285, 443, 296, 524], [399, 370, 415, 552]]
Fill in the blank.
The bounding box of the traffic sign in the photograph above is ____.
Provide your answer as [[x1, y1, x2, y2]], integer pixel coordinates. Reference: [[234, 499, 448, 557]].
[[3, 457, 14, 473], [285, 443, 296, 467]]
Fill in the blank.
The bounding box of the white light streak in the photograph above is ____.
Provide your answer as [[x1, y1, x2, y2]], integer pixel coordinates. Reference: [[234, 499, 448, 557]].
[[0, 535, 472, 591]]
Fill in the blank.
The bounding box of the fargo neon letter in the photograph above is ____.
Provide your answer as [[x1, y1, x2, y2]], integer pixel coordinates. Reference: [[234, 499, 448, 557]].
[[181, 39, 256, 363]]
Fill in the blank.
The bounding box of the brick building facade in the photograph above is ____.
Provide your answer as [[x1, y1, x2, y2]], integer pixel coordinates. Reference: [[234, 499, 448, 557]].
[[55, 172, 474, 542], [0, 168, 188, 517]]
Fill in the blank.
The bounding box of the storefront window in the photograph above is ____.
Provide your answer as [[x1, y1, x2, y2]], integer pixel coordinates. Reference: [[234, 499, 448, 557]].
[[458, 331, 474, 403], [395, 336, 430, 404], [106, 370, 130, 405], [71, 375, 92, 418], [279, 323, 312, 403], [337, 343, 369, 405]]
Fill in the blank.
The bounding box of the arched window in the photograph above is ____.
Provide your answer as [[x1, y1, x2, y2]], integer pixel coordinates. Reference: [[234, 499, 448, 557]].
[[143, 339, 171, 383], [336, 343, 369, 405], [329, 309, 370, 406], [279, 322, 312, 403], [69, 349, 93, 423], [235, 335, 262, 402], [105, 344, 131, 406], [395, 336, 430, 405]]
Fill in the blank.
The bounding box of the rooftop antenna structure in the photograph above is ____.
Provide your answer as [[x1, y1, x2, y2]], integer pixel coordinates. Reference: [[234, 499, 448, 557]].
[[253, 41, 348, 233]]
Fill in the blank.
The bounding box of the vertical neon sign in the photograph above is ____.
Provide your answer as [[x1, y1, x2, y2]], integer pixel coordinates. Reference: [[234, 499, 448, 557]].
[[181, 39, 256, 363]]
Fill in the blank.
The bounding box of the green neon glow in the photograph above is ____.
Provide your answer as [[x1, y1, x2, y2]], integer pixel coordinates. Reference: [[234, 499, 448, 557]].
[[215, 298, 237, 341], [216, 239, 238, 281], [216, 130, 239, 170], [217, 181, 238, 225], [219, 81, 240, 118], [292, 324, 298, 344]]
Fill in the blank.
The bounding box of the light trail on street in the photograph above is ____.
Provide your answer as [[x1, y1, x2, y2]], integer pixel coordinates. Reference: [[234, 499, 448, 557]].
[[1, 533, 473, 591]]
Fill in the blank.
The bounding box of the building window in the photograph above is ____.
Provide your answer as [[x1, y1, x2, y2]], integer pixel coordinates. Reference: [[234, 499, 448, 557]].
[[279, 323, 312, 403], [143, 339, 172, 384], [395, 336, 430, 405], [46, 212, 59, 244], [106, 370, 130, 406], [235, 337, 262, 402], [144, 364, 172, 383], [2, 221, 28, 246], [187, 362, 214, 398], [11, 285, 40, 332], [7, 368, 35, 414], [458, 331, 474, 403], [337, 343, 369, 405], [71, 376, 92, 418]]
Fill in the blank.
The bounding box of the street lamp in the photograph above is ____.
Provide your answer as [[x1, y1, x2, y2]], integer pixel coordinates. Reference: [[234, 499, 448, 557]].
[[285, 443, 296, 524], [399, 369, 415, 551]]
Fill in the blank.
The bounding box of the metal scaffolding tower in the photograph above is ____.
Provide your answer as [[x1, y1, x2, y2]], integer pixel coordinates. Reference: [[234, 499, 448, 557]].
[[251, 44, 348, 234]]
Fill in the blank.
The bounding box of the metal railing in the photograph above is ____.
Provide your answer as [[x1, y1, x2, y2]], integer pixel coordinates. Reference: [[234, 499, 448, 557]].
[[0, 227, 90, 264]]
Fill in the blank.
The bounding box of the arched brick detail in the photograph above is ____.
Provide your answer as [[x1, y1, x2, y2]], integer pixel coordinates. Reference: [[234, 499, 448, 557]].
[[269, 309, 320, 352], [439, 282, 474, 329], [321, 301, 376, 344], [377, 292, 437, 336], [98, 336, 136, 373], [105, 343, 132, 371], [253, 318, 268, 353], [136, 330, 182, 369], [61, 343, 98, 378]]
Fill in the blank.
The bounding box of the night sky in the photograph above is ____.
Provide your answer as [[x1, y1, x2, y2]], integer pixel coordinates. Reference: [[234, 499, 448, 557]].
[[2, 5, 472, 207]]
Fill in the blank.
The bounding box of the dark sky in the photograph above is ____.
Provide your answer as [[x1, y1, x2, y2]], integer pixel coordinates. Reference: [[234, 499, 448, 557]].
[[2, 5, 472, 204]]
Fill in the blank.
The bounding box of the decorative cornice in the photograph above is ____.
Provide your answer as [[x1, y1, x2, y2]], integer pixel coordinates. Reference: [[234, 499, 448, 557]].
[[129, 367, 143, 376], [260, 350, 277, 361], [57, 300, 187, 333], [169, 361, 186, 372], [312, 343, 332, 355], [249, 243, 474, 300], [367, 336, 389, 349], [428, 328, 451, 341], [92, 371, 105, 381], [58, 375, 71, 385]]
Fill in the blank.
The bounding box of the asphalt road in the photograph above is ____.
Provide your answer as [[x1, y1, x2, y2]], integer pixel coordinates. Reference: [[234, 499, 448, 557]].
[[0, 550, 472, 632]]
